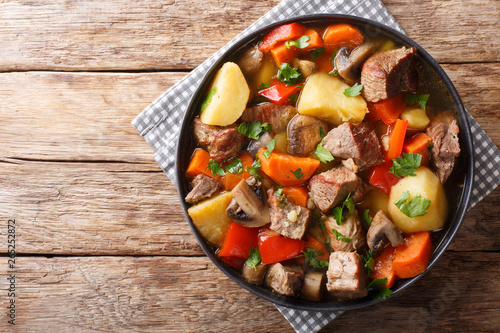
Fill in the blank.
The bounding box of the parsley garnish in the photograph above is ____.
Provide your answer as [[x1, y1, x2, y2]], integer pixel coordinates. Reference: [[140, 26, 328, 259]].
[[285, 35, 310, 49], [237, 121, 271, 140], [319, 126, 326, 138], [320, 222, 326, 231], [311, 47, 324, 62], [315, 141, 334, 163], [262, 139, 275, 159], [208, 159, 225, 176], [390, 153, 422, 178], [277, 63, 303, 86], [332, 194, 355, 225], [331, 229, 352, 243], [288, 92, 299, 103], [394, 191, 431, 218], [361, 209, 373, 227], [225, 158, 242, 174], [200, 87, 217, 113], [361, 250, 376, 277], [326, 237, 331, 244], [301, 248, 329, 269], [257, 82, 270, 91], [291, 168, 303, 179], [343, 83, 363, 97], [405, 93, 430, 110], [368, 278, 393, 300], [246, 158, 263, 181], [274, 185, 287, 208], [245, 247, 261, 271]]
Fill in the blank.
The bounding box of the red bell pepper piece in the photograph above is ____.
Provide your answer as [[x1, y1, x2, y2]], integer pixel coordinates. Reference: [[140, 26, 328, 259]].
[[218, 222, 259, 259], [369, 161, 400, 195], [257, 81, 301, 105], [258, 23, 307, 53], [386, 119, 408, 161], [373, 95, 406, 125], [258, 227, 306, 264]]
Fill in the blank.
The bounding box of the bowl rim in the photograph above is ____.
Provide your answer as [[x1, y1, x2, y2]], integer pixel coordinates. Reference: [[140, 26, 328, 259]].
[[176, 13, 474, 311]]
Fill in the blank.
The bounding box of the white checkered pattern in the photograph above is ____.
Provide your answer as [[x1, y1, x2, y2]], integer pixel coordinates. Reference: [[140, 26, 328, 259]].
[[131, 0, 500, 332]]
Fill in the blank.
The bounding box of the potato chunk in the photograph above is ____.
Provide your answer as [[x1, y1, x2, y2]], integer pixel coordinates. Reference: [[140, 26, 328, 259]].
[[187, 192, 234, 246], [296, 72, 367, 125], [200, 62, 250, 126], [388, 167, 448, 233], [400, 106, 430, 130]]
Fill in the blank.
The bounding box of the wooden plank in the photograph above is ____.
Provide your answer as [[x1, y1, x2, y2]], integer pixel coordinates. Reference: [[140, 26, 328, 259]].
[[0, 0, 497, 71], [0, 71, 187, 164], [0, 253, 498, 332], [0, 158, 498, 255], [0, 161, 203, 256], [0, 64, 498, 165], [385, 0, 500, 64]]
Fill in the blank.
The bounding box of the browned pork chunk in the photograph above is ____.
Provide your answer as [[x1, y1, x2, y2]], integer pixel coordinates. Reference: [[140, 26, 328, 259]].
[[265, 263, 304, 296], [323, 122, 384, 170], [268, 188, 311, 240], [193, 118, 245, 163], [326, 251, 368, 299], [308, 167, 358, 213], [426, 119, 460, 183], [241, 103, 298, 134], [287, 115, 329, 156], [325, 213, 366, 252], [361, 46, 416, 103], [185, 174, 220, 204]]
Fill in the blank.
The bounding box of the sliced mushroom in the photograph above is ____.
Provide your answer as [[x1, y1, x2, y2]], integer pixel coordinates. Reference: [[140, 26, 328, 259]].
[[226, 177, 270, 227], [242, 262, 268, 285], [366, 210, 404, 251], [238, 45, 263, 76], [287, 115, 329, 156], [298, 59, 318, 78], [300, 271, 325, 302], [247, 131, 274, 158], [335, 40, 382, 82]]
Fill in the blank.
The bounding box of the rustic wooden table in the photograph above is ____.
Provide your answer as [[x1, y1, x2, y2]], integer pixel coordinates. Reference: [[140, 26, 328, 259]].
[[1, 0, 499, 332]]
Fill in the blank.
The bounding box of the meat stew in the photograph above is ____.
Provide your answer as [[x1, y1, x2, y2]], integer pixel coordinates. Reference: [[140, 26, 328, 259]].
[[177, 16, 472, 309]]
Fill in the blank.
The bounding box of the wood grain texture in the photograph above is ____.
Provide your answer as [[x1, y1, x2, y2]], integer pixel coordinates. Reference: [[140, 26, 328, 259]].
[[0, 0, 498, 71], [0, 253, 498, 332]]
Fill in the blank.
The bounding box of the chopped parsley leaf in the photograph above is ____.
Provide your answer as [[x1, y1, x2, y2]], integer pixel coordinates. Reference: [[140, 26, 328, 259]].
[[257, 82, 270, 90], [225, 158, 242, 174], [361, 209, 373, 227], [368, 278, 393, 300], [319, 126, 326, 138], [405, 93, 430, 110], [237, 121, 271, 140], [245, 247, 261, 271], [315, 141, 334, 163], [208, 159, 225, 176], [277, 63, 303, 86], [200, 87, 217, 113], [301, 248, 329, 269], [332, 193, 355, 225], [361, 250, 376, 277], [394, 191, 431, 218], [390, 153, 422, 178], [291, 168, 303, 180], [285, 35, 310, 49], [343, 83, 363, 97], [262, 139, 275, 159], [246, 158, 262, 181], [311, 47, 324, 62], [331, 229, 352, 243]]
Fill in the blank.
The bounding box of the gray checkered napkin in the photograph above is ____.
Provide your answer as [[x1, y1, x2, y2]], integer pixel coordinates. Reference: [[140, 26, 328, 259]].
[[132, 0, 500, 331]]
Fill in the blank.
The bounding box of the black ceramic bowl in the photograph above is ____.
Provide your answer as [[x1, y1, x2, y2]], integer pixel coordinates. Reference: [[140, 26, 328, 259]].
[[176, 14, 474, 311]]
